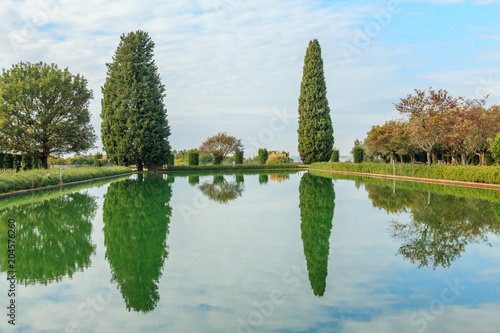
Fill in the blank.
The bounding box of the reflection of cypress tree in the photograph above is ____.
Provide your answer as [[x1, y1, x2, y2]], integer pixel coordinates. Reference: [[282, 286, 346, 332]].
[[493, 204, 500, 223], [0, 192, 97, 285], [299, 172, 335, 297], [103, 174, 172, 313], [188, 175, 200, 186], [259, 174, 269, 184]]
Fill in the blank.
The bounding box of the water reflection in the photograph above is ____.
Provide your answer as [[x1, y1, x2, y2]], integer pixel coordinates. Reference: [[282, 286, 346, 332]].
[[198, 175, 244, 204], [0, 192, 97, 285], [365, 182, 500, 268], [299, 173, 335, 297], [103, 174, 172, 313]]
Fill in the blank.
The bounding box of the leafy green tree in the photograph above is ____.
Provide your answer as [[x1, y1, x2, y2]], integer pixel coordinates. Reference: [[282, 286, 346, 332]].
[[299, 172, 335, 297], [103, 174, 172, 313], [298, 39, 334, 165], [331, 149, 340, 163], [199, 132, 243, 165], [0, 192, 97, 285], [101, 30, 171, 171], [353, 146, 364, 163], [492, 132, 500, 165], [258, 148, 268, 165], [0, 62, 96, 169], [187, 149, 200, 166]]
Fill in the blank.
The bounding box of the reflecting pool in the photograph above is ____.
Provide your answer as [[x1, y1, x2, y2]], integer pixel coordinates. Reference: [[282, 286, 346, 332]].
[[1, 170, 500, 333]]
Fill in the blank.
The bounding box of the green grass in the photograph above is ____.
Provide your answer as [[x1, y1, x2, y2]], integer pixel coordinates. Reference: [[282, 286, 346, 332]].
[[167, 164, 305, 171], [0, 166, 132, 194], [309, 162, 500, 185]]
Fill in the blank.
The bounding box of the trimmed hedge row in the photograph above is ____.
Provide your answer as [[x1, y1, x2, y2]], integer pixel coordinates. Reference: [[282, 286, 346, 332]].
[[0, 166, 132, 194], [309, 162, 500, 185], [167, 164, 305, 171]]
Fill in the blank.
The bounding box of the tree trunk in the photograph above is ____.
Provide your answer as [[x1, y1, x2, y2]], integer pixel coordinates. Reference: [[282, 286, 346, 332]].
[[410, 153, 416, 164], [137, 160, 143, 172], [426, 150, 431, 166]]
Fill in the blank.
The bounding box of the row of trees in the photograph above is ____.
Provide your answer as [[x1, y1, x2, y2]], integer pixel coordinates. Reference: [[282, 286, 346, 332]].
[[362, 88, 500, 165], [0, 153, 43, 171]]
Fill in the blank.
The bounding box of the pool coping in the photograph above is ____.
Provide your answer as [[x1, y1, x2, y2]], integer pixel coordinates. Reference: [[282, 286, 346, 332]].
[[308, 169, 500, 191]]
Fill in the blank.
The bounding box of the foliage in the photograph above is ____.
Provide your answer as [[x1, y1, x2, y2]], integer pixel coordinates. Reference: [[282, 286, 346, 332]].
[[492, 132, 500, 165], [234, 150, 244, 165], [0, 61, 96, 169], [331, 149, 339, 163], [299, 172, 335, 296], [0, 166, 131, 194], [352, 146, 364, 163], [101, 30, 171, 170], [258, 148, 269, 165], [0, 192, 97, 285], [298, 39, 334, 165], [103, 174, 172, 312], [392, 88, 500, 165], [199, 132, 243, 165], [94, 152, 104, 167], [266, 151, 293, 164], [309, 162, 500, 185], [187, 149, 200, 166], [166, 164, 304, 172]]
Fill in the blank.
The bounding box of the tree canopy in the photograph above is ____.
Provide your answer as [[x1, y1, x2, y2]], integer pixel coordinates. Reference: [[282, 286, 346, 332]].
[[0, 61, 96, 169], [298, 39, 334, 165], [101, 30, 171, 171], [198, 132, 243, 165]]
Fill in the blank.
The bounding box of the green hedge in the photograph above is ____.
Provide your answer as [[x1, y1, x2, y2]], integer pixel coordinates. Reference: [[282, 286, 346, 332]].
[[167, 164, 305, 171], [309, 162, 500, 185], [0, 166, 132, 194]]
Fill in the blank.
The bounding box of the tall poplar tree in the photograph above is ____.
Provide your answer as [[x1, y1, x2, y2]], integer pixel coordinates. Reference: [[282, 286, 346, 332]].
[[101, 30, 171, 171], [298, 39, 334, 165]]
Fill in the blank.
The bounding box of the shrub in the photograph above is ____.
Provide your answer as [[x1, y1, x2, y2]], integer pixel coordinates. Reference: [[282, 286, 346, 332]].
[[188, 149, 200, 166], [94, 153, 104, 167], [331, 149, 340, 163], [353, 147, 364, 163], [234, 150, 244, 164], [266, 151, 292, 164], [258, 148, 268, 165]]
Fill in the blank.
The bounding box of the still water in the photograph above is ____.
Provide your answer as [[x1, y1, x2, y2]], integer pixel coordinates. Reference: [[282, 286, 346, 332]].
[[1, 170, 500, 333]]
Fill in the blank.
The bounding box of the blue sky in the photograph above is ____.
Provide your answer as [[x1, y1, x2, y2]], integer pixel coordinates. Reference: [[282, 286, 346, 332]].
[[1, 0, 500, 157]]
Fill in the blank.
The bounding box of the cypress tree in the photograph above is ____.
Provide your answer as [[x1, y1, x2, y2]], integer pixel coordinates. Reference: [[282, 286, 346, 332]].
[[298, 39, 334, 165], [101, 30, 171, 171]]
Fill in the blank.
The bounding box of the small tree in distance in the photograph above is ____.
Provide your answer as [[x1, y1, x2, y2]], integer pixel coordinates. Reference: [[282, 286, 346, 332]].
[[258, 148, 268, 165], [234, 150, 244, 164], [353, 146, 364, 163], [199, 132, 243, 165], [331, 149, 340, 163], [187, 149, 199, 166], [94, 153, 104, 167]]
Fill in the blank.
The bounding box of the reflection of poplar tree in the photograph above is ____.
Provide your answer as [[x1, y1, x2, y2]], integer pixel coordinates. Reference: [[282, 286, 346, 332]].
[[299, 172, 335, 297], [0, 192, 97, 285], [103, 174, 172, 313]]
